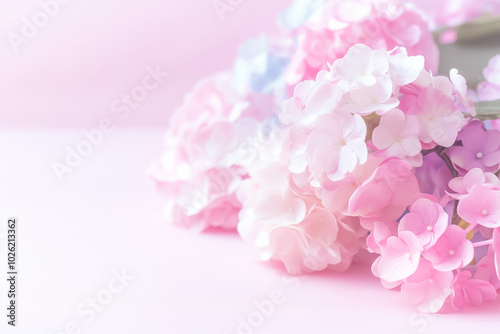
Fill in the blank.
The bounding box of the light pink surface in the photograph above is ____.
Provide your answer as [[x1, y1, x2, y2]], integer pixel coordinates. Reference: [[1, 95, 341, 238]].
[[1, 130, 499, 333], [0, 0, 291, 128]]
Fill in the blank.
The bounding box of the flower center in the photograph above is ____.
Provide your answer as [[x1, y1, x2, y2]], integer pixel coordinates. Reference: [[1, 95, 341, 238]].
[[476, 152, 484, 159], [449, 249, 455, 256], [404, 252, 411, 259], [482, 209, 488, 216], [427, 226, 433, 232]]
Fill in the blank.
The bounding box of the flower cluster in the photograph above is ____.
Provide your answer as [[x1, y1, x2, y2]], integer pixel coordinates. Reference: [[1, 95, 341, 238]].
[[149, 64, 285, 231], [153, 0, 500, 313], [372, 166, 500, 312], [238, 43, 499, 312], [284, 0, 439, 90]]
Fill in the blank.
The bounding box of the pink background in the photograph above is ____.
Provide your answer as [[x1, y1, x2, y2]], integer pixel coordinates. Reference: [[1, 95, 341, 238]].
[[0, 0, 291, 128]]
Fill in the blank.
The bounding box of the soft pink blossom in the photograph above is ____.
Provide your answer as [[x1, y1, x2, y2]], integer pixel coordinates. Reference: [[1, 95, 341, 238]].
[[306, 111, 367, 181], [349, 159, 420, 225], [372, 108, 421, 158], [458, 185, 500, 228], [412, 86, 466, 147], [333, 44, 389, 86], [400, 259, 453, 313], [366, 220, 398, 254], [398, 198, 448, 249], [388, 47, 425, 86], [494, 228, 500, 279], [450, 270, 497, 310], [422, 225, 474, 271], [285, 1, 439, 88], [377, 231, 423, 282]]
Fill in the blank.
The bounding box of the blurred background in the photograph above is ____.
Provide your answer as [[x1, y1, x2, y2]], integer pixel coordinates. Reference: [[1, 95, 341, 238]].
[[0, 0, 292, 128]]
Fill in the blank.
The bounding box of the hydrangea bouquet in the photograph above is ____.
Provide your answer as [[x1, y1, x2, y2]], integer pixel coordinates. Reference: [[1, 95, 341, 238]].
[[150, 0, 500, 313]]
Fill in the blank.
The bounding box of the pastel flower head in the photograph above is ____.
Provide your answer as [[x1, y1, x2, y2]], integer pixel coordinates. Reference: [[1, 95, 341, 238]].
[[267, 207, 342, 274], [376, 231, 423, 282], [284, 0, 439, 88], [366, 220, 398, 254], [457, 185, 500, 229], [306, 111, 368, 181], [342, 74, 400, 116], [388, 47, 425, 86], [398, 198, 448, 249], [153, 167, 243, 232], [333, 44, 389, 86], [448, 167, 500, 200], [319, 154, 383, 214], [349, 158, 420, 224], [411, 86, 466, 147], [449, 123, 500, 174], [280, 77, 344, 128], [152, 71, 283, 231], [400, 259, 453, 313], [450, 270, 497, 310], [422, 225, 474, 271], [372, 108, 421, 158], [237, 155, 366, 274]]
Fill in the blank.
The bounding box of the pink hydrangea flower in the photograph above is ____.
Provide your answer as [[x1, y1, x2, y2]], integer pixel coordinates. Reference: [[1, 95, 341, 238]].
[[306, 111, 368, 181], [422, 225, 474, 271], [285, 0, 439, 88], [237, 159, 365, 274], [449, 123, 500, 174], [410, 86, 467, 147], [398, 198, 448, 249], [319, 155, 383, 215], [349, 158, 420, 226], [450, 270, 497, 310], [280, 79, 344, 128], [377, 231, 423, 282], [388, 47, 425, 86], [267, 207, 342, 273], [372, 108, 421, 158], [366, 220, 399, 254], [400, 259, 453, 313], [151, 72, 279, 231], [457, 185, 500, 228], [448, 167, 500, 200]]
